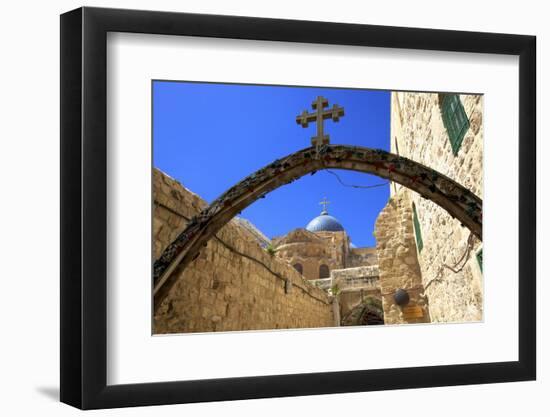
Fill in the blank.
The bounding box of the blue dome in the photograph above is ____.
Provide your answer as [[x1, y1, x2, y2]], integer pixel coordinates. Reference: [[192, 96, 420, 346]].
[[306, 211, 345, 233]]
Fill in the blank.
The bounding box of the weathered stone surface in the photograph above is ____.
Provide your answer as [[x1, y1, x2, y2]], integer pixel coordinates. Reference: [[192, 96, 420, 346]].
[[153, 169, 335, 334], [272, 228, 350, 280], [386, 92, 483, 323], [347, 247, 378, 267], [375, 190, 430, 324]]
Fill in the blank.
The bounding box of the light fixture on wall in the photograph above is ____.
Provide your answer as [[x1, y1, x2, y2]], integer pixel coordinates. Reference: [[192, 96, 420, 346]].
[[394, 288, 410, 306]]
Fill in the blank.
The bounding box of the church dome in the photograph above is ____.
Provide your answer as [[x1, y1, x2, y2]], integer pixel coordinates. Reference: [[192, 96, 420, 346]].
[[306, 210, 345, 233]]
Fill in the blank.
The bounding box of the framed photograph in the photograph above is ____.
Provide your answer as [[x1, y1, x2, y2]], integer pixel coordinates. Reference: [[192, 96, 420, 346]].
[[60, 6, 536, 409]]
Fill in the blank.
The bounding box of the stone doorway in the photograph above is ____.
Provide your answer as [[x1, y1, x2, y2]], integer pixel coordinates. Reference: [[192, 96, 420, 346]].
[[341, 297, 384, 326]]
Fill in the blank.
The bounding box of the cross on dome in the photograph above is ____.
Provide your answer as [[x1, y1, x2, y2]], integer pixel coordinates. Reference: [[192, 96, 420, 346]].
[[306, 198, 345, 233], [319, 197, 330, 215]]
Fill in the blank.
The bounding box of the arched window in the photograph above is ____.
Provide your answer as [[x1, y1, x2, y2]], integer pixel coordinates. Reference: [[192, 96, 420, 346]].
[[293, 263, 303, 274], [319, 264, 330, 279]]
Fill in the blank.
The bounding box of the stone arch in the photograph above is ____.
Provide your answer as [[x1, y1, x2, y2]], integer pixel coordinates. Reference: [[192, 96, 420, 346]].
[[319, 264, 330, 279], [153, 145, 482, 311], [342, 299, 385, 326]]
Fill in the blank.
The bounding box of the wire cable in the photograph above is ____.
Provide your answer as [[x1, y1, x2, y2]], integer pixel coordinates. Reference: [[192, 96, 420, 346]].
[[325, 169, 389, 189]]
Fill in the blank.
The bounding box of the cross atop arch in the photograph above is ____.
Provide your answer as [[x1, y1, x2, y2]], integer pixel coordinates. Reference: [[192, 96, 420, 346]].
[[296, 96, 344, 150]]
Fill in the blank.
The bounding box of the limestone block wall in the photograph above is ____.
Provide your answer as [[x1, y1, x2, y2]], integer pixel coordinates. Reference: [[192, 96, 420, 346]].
[[153, 169, 335, 333], [390, 92, 483, 323], [273, 230, 348, 280], [331, 265, 379, 279], [332, 264, 382, 319], [331, 265, 380, 291], [374, 190, 430, 324], [275, 241, 336, 280], [315, 231, 350, 269], [391, 92, 483, 197], [348, 247, 378, 267]]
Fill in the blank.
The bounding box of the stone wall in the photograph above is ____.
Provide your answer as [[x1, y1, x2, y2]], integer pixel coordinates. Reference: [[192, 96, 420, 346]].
[[331, 265, 380, 291], [374, 190, 430, 324], [153, 169, 335, 333], [331, 265, 382, 317], [389, 92, 483, 323], [348, 247, 378, 267], [272, 229, 349, 280], [339, 289, 382, 320]]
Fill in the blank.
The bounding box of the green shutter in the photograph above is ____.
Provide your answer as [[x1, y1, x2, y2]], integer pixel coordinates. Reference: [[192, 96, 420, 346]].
[[441, 94, 470, 155], [412, 204, 423, 252], [476, 249, 483, 272]]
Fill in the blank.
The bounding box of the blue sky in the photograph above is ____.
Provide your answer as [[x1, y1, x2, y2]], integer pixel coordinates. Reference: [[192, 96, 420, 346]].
[[153, 81, 390, 247]]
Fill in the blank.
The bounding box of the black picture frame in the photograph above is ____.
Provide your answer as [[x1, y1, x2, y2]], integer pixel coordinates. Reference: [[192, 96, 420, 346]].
[[60, 6, 536, 410]]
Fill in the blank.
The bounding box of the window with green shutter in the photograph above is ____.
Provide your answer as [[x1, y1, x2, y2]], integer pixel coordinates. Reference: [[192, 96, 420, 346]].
[[476, 248, 483, 272], [412, 203, 423, 252], [440, 94, 470, 155]]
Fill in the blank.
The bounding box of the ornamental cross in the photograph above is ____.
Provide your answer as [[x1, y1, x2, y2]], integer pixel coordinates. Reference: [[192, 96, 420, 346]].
[[296, 96, 344, 149], [319, 197, 330, 214]]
